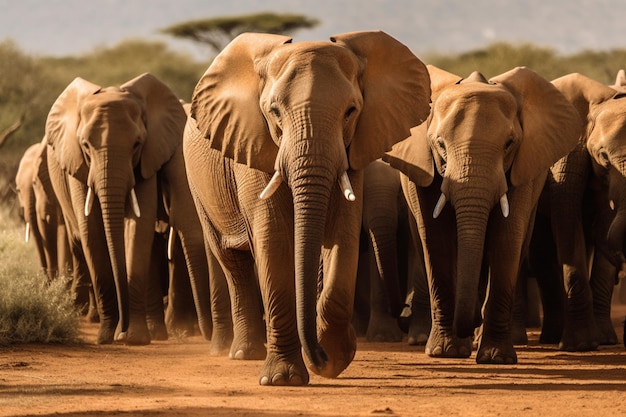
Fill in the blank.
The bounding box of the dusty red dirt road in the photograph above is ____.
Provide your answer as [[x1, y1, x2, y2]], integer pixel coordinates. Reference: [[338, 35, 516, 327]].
[[1, 304, 625, 417]]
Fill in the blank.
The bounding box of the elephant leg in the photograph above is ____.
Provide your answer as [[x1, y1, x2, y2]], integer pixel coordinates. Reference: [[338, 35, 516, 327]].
[[146, 231, 169, 340], [70, 178, 118, 344], [208, 233, 265, 361], [165, 231, 201, 338], [207, 248, 233, 356], [403, 177, 471, 358], [69, 242, 95, 318], [549, 166, 600, 351], [365, 233, 404, 342], [402, 210, 431, 346], [124, 181, 159, 345], [589, 251, 619, 345], [527, 209, 564, 344]]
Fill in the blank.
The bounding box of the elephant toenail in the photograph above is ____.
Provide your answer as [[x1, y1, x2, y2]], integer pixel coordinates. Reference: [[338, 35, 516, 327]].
[[259, 376, 270, 385]]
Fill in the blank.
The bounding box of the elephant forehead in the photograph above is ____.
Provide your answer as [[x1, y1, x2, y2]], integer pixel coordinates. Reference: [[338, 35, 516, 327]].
[[81, 90, 143, 123], [594, 105, 626, 138], [434, 84, 517, 119], [266, 42, 359, 78]]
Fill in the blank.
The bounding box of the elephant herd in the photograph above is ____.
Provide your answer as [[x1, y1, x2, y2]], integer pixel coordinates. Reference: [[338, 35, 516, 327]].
[[13, 30, 626, 386]]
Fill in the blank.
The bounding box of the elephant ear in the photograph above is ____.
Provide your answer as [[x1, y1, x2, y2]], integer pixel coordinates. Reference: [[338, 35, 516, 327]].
[[427, 64, 463, 101], [121, 73, 186, 180], [383, 123, 434, 186], [552, 72, 618, 124], [191, 33, 292, 173], [491, 67, 582, 187], [383, 65, 462, 186], [330, 30, 431, 170], [46, 77, 102, 183]]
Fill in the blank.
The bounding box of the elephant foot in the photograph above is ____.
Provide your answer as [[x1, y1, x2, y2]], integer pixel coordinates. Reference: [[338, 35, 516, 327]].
[[259, 350, 309, 386], [148, 321, 169, 341], [96, 323, 116, 345], [595, 316, 618, 345], [476, 335, 517, 364], [229, 333, 266, 360], [308, 322, 357, 378], [208, 325, 234, 356], [86, 306, 100, 324], [558, 317, 600, 352], [539, 311, 563, 344], [407, 318, 431, 346], [123, 316, 152, 346], [366, 312, 404, 342], [511, 322, 528, 346], [425, 324, 472, 358]]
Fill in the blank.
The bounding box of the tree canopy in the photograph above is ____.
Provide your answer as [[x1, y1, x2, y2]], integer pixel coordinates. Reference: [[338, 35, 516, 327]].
[[160, 12, 319, 54]]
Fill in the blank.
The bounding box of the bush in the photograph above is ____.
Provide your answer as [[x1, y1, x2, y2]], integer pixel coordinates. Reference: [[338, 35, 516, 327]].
[[0, 226, 80, 345]]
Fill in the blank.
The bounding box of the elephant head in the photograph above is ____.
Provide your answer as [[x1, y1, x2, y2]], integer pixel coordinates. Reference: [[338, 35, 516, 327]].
[[45, 73, 187, 340], [553, 72, 626, 265], [385, 65, 581, 338], [190, 31, 431, 373]]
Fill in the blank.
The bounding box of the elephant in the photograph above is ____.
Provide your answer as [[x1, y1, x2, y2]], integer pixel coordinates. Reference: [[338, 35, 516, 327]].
[[16, 140, 69, 281], [0, 112, 24, 148], [526, 71, 626, 350], [15, 138, 96, 315], [183, 30, 431, 385], [358, 159, 430, 344], [45, 73, 212, 345], [384, 65, 581, 364]]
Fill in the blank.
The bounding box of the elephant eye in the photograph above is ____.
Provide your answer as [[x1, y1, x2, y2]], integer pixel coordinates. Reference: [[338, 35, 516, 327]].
[[344, 106, 357, 121], [269, 104, 281, 119], [504, 137, 515, 152], [598, 150, 610, 166]]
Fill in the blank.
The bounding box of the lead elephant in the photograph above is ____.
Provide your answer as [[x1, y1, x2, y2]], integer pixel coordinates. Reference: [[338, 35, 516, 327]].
[[184, 31, 431, 385], [528, 71, 626, 350], [45, 73, 212, 345], [384, 66, 581, 364]]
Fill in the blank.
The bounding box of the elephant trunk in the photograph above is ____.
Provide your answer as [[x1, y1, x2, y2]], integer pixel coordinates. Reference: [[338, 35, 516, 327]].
[[290, 154, 336, 371], [451, 187, 492, 339], [95, 176, 131, 337]]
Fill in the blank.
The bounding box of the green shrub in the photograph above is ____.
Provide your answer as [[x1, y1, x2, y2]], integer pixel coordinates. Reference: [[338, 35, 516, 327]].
[[0, 226, 80, 345]]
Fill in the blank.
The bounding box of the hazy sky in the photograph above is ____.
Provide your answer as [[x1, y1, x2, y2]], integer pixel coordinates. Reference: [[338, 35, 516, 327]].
[[1, 0, 623, 60]]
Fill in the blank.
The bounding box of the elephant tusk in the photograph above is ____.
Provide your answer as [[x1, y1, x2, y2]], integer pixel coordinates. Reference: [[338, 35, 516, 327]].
[[259, 171, 282, 200], [339, 171, 356, 202], [84, 187, 94, 217], [167, 227, 175, 261], [433, 193, 447, 219], [24, 222, 30, 243], [610, 200, 615, 211], [131, 188, 141, 218], [500, 193, 510, 218]]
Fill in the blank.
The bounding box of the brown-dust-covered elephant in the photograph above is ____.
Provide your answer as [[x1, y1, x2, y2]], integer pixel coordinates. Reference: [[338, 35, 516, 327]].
[[184, 31, 431, 385], [45, 73, 212, 345], [384, 66, 581, 364]]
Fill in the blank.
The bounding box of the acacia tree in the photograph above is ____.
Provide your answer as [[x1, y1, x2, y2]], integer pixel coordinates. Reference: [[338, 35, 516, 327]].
[[160, 12, 319, 55]]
